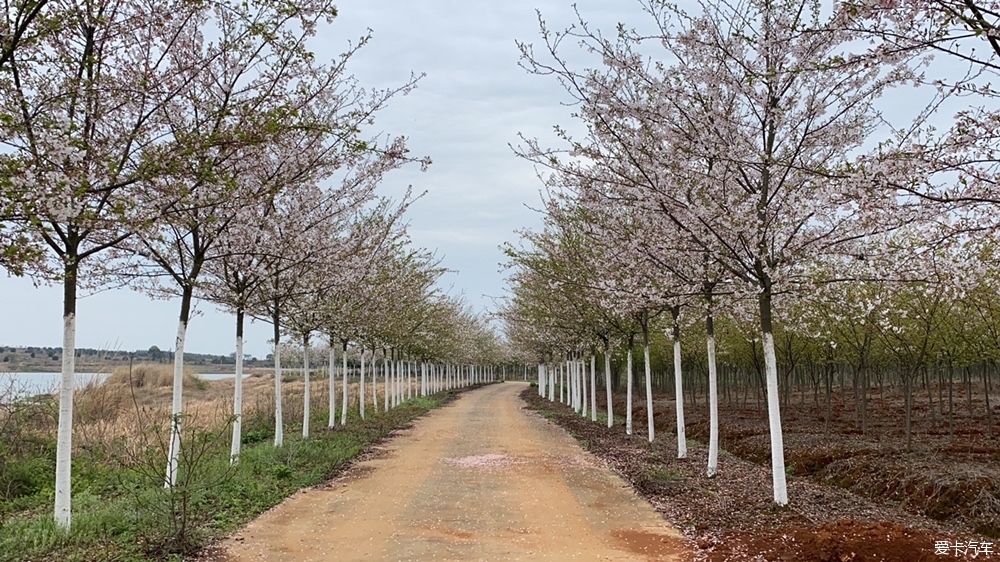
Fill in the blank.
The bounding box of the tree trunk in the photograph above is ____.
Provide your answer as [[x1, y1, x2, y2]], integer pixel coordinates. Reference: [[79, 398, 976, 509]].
[[538, 364, 544, 397], [759, 289, 789, 506], [983, 365, 993, 439], [905, 373, 913, 451], [371, 349, 378, 412], [590, 355, 597, 422], [272, 309, 284, 447], [825, 365, 833, 435], [948, 361, 954, 435], [626, 348, 634, 436], [341, 341, 349, 425], [548, 361, 555, 400], [671, 309, 686, 458], [707, 309, 720, 477], [302, 333, 310, 439], [165, 284, 194, 488], [383, 353, 390, 412], [230, 308, 245, 463], [642, 341, 656, 442], [560, 361, 565, 404], [359, 350, 366, 420], [54, 260, 78, 528], [328, 338, 336, 428], [605, 350, 613, 428]]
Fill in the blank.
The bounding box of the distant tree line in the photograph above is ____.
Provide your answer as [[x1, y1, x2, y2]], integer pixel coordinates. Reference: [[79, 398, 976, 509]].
[[0, 346, 259, 366]]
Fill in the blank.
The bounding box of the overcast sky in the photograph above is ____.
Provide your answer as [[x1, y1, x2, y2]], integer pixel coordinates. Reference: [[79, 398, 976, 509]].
[[0, 1, 644, 359]]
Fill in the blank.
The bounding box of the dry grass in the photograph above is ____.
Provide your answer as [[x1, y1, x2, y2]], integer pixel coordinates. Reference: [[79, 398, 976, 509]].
[[67, 364, 421, 454], [2, 363, 425, 457], [104, 363, 206, 391]]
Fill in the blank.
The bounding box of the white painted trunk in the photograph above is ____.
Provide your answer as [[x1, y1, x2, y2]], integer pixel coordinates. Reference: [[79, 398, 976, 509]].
[[590, 355, 597, 421], [644, 343, 654, 443], [571, 360, 577, 408], [569, 360, 575, 410], [328, 345, 336, 428], [274, 341, 284, 447], [707, 335, 719, 477], [604, 352, 613, 429], [673, 338, 686, 458], [575, 360, 581, 412], [359, 352, 366, 420], [341, 347, 348, 425], [581, 360, 587, 417], [548, 363, 555, 401], [384, 357, 389, 411], [564, 362, 570, 404], [763, 332, 789, 505], [372, 357, 378, 412], [230, 334, 244, 464], [54, 313, 76, 528], [626, 349, 633, 435], [302, 336, 310, 439], [166, 319, 187, 487]]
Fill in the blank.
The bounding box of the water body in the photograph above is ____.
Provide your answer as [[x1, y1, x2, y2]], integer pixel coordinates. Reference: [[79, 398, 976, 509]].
[[0, 372, 249, 400]]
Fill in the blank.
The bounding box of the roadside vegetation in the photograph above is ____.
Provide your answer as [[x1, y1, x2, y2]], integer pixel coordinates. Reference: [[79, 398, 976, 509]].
[[0, 363, 476, 561]]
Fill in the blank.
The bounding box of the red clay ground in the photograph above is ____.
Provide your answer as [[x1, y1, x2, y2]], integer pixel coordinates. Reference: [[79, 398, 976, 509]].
[[523, 385, 997, 561], [674, 384, 999, 538]]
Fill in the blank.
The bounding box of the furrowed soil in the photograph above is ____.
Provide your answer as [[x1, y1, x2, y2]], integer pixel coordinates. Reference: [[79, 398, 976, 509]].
[[524, 385, 997, 561], [678, 386, 999, 540]]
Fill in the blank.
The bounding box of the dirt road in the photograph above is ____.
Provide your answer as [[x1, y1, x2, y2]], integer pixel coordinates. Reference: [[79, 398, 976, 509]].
[[220, 382, 689, 561]]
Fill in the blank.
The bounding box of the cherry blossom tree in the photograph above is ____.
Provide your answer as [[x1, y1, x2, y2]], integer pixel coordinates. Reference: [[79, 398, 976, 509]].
[[0, 0, 207, 527], [514, 0, 915, 505], [132, 4, 427, 481]]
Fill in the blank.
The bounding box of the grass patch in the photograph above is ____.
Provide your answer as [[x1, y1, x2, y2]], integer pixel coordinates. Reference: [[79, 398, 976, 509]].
[[647, 464, 681, 483]]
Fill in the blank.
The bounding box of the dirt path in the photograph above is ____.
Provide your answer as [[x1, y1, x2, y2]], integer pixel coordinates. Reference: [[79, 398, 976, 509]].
[[219, 383, 690, 561]]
